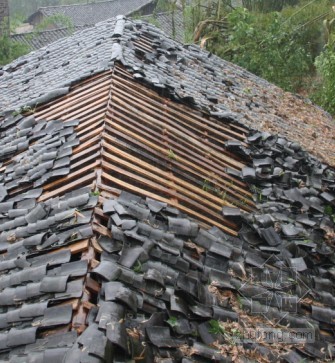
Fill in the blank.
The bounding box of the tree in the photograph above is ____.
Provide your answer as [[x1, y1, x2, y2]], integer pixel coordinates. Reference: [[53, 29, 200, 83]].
[[313, 10, 335, 114], [0, 35, 30, 66], [183, 0, 335, 100], [242, 0, 298, 13]]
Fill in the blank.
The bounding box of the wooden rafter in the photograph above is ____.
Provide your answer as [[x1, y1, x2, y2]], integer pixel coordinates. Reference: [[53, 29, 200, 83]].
[[31, 66, 254, 234]]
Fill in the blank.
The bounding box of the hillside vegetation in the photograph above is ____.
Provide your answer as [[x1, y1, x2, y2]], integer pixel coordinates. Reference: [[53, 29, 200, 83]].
[[180, 0, 335, 114]]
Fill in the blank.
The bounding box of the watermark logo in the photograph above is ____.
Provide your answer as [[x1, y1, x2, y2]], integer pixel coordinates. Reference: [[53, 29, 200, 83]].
[[242, 328, 315, 344], [237, 254, 315, 343]]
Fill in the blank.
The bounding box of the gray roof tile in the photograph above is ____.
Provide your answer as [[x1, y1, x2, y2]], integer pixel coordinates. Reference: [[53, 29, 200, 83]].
[[28, 0, 155, 27]]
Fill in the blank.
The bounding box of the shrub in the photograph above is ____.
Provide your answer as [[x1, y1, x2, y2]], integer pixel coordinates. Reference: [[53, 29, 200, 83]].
[[313, 45, 335, 114], [0, 36, 30, 66]]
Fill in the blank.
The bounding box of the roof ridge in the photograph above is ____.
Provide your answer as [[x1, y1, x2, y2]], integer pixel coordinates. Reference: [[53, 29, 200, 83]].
[[2, 16, 334, 165]]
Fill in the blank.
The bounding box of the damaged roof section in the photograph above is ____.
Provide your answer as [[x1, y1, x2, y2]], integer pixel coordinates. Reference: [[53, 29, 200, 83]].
[[0, 12, 334, 363], [0, 114, 80, 196], [74, 142, 335, 362], [140, 10, 185, 43], [0, 187, 97, 362], [1, 16, 333, 165]]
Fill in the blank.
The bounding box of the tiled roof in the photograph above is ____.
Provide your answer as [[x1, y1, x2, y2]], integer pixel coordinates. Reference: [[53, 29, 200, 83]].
[[141, 10, 185, 43], [0, 108, 333, 361], [11, 11, 184, 52], [1, 16, 334, 165], [0, 16, 334, 362], [10, 27, 87, 51], [27, 0, 155, 27]]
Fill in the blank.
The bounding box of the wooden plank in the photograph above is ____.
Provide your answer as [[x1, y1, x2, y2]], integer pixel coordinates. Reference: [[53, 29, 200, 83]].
[[71, 143, 100, 162], [71, 151, 101, 171], [101, 159, 238, 228], [38, 171, 96, 201], [103, 124, 249, 196], [57, 298, 80, 310], [104, 135, 252, 204], [75, 110, 106, 133], [104, 114, 235, 179], [73, 135, 101, 154], [77, 119, 104, 137], [35, 71, 112, 117], [85, 275, 100, 294], [42, 160, 100, 192], [79, 126, 104, 143], [106, 107, 242, 178], [39, 326, 70, 338], [110, 94, 245, 170], [52, 240, 89, 254], [102, 145, 253, 208], [36, 82, 111, 120], [113, 66, 249, 135], [92, 222, 112, 238], [101, 171, 238, 236], [108, 105, 247, 189], [113, 77, 248, 146], [58, 96, 109, 121], [102, 148, 249, 210], [100, 164, 238, 229], [91, 236, 103, 254]]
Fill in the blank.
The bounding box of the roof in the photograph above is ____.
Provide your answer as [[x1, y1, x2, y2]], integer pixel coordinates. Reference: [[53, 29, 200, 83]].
[[141, 10, 185, 43], [1, 16, 334, 165], [27, 0, 155, 27], [0, 16, 334, 362], [11, 11, 184, 51], [10, 27, 86, 51]]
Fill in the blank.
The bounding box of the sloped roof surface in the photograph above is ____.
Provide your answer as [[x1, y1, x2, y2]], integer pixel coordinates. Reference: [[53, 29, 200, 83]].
[[12, 11, 184, 51], [1, 16, 334, 165], [0, 16, 335, 363], [11, 27, 87, 51], [0, 108, 334, 362], [141, 10, 185, 43], [28, 0, 154, 27]]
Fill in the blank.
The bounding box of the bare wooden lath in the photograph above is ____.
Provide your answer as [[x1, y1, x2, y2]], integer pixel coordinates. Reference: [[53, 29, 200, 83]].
[[34, 67, 254, 235]]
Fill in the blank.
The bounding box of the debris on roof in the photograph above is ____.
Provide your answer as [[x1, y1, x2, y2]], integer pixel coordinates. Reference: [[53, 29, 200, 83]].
[[0, 14, 334, 363], [1, 16, 333, 165], [141, 10, 185, 43]]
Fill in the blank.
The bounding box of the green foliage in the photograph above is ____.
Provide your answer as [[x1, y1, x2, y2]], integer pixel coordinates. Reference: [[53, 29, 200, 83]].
[[0, 36, 30, 66], [185, 0, 335, 95], [167, 149, 177, 160], [166, 316, 178, 327], [208, 319, 226, 335], [133, 260, 142, 273], [206, 7, 313, 91], [208, 320, 242, 344], [12, 105, 36, 116], [242, 0, 298, 13], [156, 0, 176, 13], [312, 13, 335, 114], [144, 15, 160, 28], [34, 14, 74, 33], [323, 205, 335, 223], [324, 205, 334, 216]]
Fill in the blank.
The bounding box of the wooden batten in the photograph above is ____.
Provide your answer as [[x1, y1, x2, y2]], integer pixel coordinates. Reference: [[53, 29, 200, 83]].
[[34, 66, 253, 233]]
